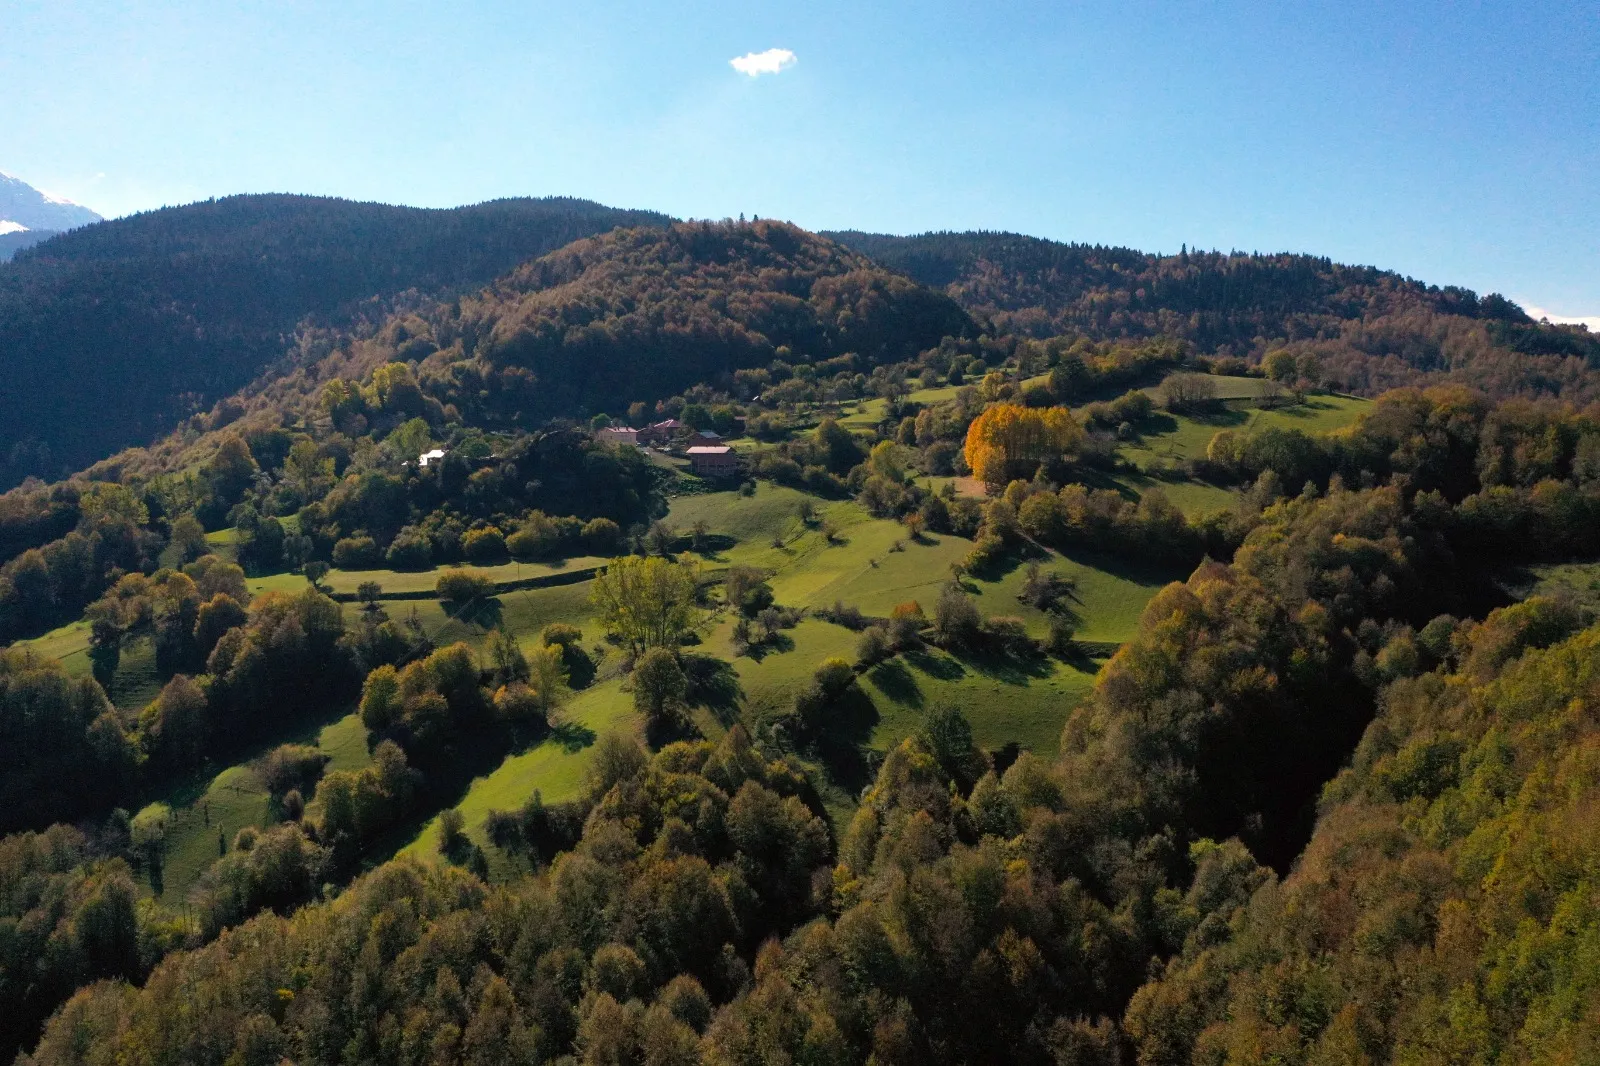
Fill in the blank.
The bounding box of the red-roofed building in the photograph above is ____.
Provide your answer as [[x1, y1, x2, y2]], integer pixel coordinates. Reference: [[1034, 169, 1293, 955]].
[[638, 419, 684, 444]]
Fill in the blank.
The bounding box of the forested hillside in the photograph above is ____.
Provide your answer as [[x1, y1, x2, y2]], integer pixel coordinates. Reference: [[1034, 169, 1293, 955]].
[[4, 212, 1600, 1065], [0, 195, 671, 487], [74, 219, 977, 486], [0, 229, 59, 262], [831, 230, 1600, 402]]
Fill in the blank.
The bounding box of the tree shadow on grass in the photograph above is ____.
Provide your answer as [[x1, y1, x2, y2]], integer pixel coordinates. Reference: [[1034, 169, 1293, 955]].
[[1055, 641, 1103, 672], [948, 643, 1056, 685], [683, 652, 745, 728], [990, 741, 1022, 777], [561, 647, 597, 690], [549, 720, 597, 753], [444, 596, 503, 628], [1179, 405, 1250, 429], [362, 725, 520, 869], [904, 647, 967, 681], [813, 687, 880, 798], [1057, 546, 1190, 589], [868, 657, 923, 708], [690, 533, 739, 564], [741, 632, 796, 661], [646, 711, 702, 749], [964, 542, 1050, 584]]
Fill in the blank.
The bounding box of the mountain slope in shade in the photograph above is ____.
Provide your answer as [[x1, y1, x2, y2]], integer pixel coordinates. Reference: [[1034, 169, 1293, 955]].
[[0, 229, 61, 262], [0, 193, 672, 487], [0, 171, 101, 231]]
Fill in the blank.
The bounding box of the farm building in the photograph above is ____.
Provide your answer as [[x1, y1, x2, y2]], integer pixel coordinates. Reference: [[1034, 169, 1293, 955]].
[[687, 445, 738, 477], [596, 426, 639, 446]]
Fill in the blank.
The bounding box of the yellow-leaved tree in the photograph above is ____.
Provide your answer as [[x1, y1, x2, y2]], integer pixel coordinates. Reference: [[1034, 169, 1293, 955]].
[[963, 403, 1082, 488], [590, 554, 701, 653]]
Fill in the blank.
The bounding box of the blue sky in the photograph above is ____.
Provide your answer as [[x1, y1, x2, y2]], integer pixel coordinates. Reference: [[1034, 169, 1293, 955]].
[[5, 0, 1597, 322]]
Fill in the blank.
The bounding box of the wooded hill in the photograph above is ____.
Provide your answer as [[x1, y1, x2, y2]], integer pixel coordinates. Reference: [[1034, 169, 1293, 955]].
[[0, 195, 671, 487], [3, 210, 1600, 1065], [829, 230, 1600, 402], [76, 220, 978, 486]]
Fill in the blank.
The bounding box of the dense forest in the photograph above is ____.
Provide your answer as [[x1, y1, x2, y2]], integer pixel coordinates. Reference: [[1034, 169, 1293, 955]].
[[0, 229, 58, 262], [830, 230, 1600, 402], [0, 195, 670, 486], [2, 212, 1600, 1065]]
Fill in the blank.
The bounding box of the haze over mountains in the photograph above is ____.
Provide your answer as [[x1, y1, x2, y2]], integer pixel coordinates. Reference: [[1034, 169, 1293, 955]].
[[0, 170, 102, 260]]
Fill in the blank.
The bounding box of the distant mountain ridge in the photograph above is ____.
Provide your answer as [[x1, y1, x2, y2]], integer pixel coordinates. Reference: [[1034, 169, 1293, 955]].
[[4, 197, 1598, 492], [828, 228, 1600, 399], [0, 170, 100, 261], [0, 171, 100, 231], [0, 193, 672, 486]]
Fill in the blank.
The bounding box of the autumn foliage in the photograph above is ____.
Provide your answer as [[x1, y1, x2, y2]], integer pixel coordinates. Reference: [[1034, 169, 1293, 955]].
[[962, 402, 1081, 487]]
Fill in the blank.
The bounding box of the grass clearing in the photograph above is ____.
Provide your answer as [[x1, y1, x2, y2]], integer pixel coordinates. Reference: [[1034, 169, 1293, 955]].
[[399, 678, 638, 871], [1501, 560, 1600, 612], [16, 619, 93, 676], [133, 702, 373, 905], [1117, 393, 1370, 470]]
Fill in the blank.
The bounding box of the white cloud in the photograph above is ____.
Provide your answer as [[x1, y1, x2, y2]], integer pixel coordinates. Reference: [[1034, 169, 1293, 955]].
[[730, 48, 796, 77], [1519, 301, 1600, 332]]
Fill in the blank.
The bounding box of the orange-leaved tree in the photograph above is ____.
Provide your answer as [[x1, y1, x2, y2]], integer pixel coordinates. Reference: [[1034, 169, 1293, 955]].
[[963, 403, 1081, 488]]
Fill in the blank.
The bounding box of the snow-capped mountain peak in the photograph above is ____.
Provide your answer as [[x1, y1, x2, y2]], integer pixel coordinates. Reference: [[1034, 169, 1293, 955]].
[[0, 170, 102, 231]]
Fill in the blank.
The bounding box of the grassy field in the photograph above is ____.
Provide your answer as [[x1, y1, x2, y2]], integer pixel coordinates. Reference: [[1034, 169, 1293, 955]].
[[20, 451, 1183, 891], [323, 557, 605, 596], [399, 677, 637, 871], [132, 703, 375, 905], [243, 556, 606, 600], [16, 619, 93, 676], [398, 482, 1164, 872], [1109, 471, 1240, 518], [1118, 393, 1370, 469]]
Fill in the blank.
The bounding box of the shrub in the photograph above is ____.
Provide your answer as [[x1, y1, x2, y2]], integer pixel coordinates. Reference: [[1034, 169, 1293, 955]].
[[1046, 614, 1077, 657], [933, 586, 983, 650], [1018, 563, 1074, 612], [385, 530, 433, 570], [508, 511, 564, 560], [493, 683, 549, 726], [984, 615, 1032, 655], [332, 535, 381, 569], [436, 568, 493, 607], [1021, 383, 1055, 408], [582, 517, 623, 554], [857, 626, 892, 667], [259, 744, 331, 798], [963, 532, 1006, 571], [817, 599, 869, 630], [462, 526, 506, 562], [724, 567, 774, 616], [795, 657, 858, 733], [814, 657, 856, 698], [541, 622, 583, 649]]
